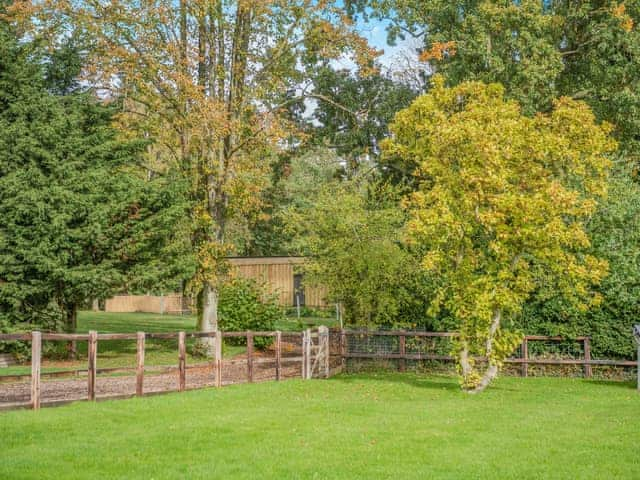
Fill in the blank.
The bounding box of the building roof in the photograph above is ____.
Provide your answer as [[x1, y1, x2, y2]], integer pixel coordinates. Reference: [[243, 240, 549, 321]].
[[226, 256, 306, 266]]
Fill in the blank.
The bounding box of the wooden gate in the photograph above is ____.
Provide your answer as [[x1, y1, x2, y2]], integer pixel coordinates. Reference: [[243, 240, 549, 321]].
[[302, 326, 330, 379]]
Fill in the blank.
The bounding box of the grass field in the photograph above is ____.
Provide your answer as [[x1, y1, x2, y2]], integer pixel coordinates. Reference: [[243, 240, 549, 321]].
[[1, 311, 337, 376], [79, 310, 338, 334], [1, 373, 638, 479]]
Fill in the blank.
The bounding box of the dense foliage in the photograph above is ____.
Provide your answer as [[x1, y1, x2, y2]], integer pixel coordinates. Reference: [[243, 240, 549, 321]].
[[302, 67, 418, 176], [285, 164, 432, 327], [520, 171, 640, 359], [241, 67, 418, 257], [384, 79, 616, 391], [0, 11, 185, 339], [350, 0, 640, 163], [217, 278, 283, 349]]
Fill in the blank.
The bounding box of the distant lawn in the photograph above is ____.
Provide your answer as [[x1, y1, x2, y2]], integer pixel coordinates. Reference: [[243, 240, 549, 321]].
[[78, 311, 197, 333], [77, 310, 338, 333], [0, 374, 638, 479]]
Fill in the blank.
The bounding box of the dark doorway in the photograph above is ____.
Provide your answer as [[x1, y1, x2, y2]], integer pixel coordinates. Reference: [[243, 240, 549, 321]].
[[293, 273, 305, 307]]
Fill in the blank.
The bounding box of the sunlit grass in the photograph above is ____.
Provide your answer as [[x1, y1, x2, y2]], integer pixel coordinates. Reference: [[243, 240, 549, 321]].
[[1, 373, 638, 479]]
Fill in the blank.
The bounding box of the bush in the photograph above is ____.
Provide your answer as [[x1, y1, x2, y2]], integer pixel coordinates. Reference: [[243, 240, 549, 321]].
[[285, 306, 334, 318], [218, 278, 284, 349], [0, 301, 69, 360], [519, 172, 640, 359]]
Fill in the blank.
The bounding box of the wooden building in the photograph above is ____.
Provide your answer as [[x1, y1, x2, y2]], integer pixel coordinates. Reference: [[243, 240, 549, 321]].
[[102, 257, 328, 313], [104, 294, 187, 314], [227, 256, 327, 308]]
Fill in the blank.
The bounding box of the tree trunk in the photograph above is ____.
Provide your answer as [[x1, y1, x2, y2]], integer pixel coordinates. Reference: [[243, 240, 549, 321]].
[[196, 283, 218, 355], [459, 340, 473, 379], [65, 303, 78, 359], [197, 5, 207, 87], [467, 364, 499, 394], [462, 308, 502, 394]]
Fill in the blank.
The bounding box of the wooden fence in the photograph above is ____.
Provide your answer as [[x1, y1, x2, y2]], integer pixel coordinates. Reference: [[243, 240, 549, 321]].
[[0, 327, 331, 410], [104, 294, 189, 314], [339, 330, 638, 378], [1, 328, 637, 410]]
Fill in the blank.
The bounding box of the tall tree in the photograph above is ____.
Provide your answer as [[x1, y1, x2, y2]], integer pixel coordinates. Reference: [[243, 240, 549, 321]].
[[384, 78, 616, 392], [19, 0, 378, 349], [304, 67, 417, 176], [351, 0, 640, 163], [283, 153, 432, 327], [0, 9, 185, 340], [242, 67, 417, 256]]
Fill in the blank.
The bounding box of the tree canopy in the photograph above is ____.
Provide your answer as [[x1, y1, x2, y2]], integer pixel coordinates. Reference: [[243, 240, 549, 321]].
[[17, 0, 381, 350], [384, 78, 616, 391], [351, 0, 640, 164], [0, 11, 184, 339]]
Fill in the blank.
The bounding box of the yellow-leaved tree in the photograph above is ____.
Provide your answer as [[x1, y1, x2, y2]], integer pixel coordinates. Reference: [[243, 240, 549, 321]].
[[15, 0, 378, 352], [383, 78, 617, 392]]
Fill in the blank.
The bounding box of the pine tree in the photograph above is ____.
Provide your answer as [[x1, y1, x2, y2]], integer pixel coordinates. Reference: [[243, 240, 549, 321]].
[[0, 10, 187, 340]]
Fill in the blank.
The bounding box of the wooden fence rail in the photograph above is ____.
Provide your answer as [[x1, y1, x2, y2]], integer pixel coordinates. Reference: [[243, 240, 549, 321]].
[[0, 329, 326, 410]]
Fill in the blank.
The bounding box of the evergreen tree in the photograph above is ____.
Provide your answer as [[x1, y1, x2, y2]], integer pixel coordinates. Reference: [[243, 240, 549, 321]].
[[0, 10, 188, 338]]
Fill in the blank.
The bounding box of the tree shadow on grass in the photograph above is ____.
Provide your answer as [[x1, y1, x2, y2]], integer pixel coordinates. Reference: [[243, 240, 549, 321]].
[[583, 378, 637, 390], [329, 371, 461, 392], [327, 371, 597, 393]]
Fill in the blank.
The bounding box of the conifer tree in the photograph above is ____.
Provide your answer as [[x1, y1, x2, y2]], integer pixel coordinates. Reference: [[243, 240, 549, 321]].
[[0, 8, 185, 339]]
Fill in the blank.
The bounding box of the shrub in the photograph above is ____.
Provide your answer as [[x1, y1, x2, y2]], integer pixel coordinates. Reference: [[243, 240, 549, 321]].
[[218, 278, 284, 349], [519, 171, 640, 359]]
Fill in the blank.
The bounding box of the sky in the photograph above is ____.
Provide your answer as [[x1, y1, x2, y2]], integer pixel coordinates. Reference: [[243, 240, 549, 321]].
[[330, 15, 422, 73]]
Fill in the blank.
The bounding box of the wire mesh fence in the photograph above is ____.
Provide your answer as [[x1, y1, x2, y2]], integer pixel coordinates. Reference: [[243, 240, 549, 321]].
[[341, 330, 637, 381]]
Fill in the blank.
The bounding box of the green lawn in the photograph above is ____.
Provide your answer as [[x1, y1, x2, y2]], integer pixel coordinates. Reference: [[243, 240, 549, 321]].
[[78, 310, 337, 333], [0, 373, 638, 479]]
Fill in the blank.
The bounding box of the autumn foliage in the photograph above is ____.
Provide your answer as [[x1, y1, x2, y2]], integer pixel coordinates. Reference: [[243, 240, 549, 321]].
[[384, 78, 616, 392]]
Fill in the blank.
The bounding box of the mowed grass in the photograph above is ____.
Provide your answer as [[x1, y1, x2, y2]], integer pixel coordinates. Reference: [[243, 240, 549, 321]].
[[1, 373, 638, 479], [77, 310, 338, 333]]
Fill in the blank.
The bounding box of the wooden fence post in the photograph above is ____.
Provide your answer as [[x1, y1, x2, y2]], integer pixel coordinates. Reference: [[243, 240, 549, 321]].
[[301, 330, 308, 379], [301, 330, 306, 379], [584, 337, 592, 378], [305, 328, 312, 380], [399, 331, 406, 373], [31, 331, 41, 410], [214, 331, 222, 388], [521, 337, 528, 378], [178, 331, 186, 391], [318, 326, 329, 378], [247, 331, 254, 383], [324, 328, 330, 378], [136, 332, 145, 396], [275, 331, 282, 381], [88, 330, 97, 401], [340, 329, 346, 372]]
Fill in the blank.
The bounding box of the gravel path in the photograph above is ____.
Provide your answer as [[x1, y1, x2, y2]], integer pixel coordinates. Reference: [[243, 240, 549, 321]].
[[0, 357, 305, 409]]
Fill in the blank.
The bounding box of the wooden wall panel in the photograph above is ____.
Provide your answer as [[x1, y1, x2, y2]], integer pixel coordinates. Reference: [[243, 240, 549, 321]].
[[104, 294, 185, 314], [228, 257, 327, 307]]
